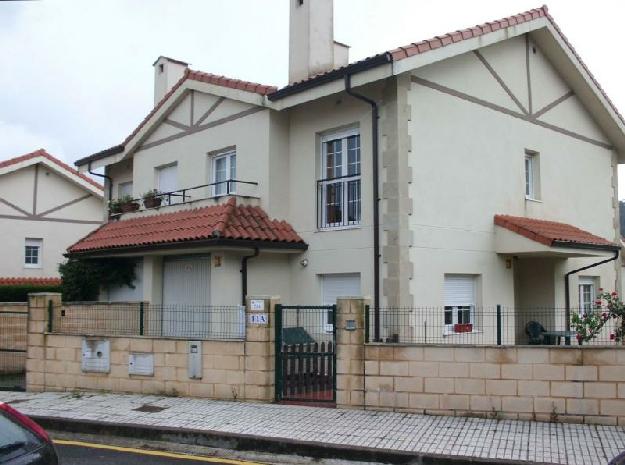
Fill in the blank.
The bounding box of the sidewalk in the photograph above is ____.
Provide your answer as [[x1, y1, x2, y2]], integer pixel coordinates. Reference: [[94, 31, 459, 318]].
[[1, 391, 623, 465]]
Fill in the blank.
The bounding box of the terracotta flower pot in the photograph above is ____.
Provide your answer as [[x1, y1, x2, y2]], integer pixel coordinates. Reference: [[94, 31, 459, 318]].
[[143, 197, 162, 209], [120, 202, 140, 213]]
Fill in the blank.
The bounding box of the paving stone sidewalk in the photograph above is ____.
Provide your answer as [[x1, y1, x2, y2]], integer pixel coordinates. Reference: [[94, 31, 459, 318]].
[[1, 391, 623, 464]]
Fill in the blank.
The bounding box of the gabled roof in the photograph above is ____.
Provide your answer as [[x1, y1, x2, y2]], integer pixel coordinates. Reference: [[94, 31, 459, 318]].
[[68, 197, 306, 255], [76, 4, 625, 168], [1, 149, 103, 194], [494, 214, 618, 251]]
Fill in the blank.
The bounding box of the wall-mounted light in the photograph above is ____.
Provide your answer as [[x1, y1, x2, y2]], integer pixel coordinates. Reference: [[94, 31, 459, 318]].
[[300, 258, 309, 267]]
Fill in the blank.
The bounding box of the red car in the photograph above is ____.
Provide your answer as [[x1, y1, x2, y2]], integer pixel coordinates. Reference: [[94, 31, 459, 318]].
[[0, 402, 58, 465]]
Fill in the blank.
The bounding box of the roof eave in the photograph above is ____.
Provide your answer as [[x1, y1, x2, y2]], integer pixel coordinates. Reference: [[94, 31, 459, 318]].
[[551, 240, 621, 253], [68, 238, 308, 258]]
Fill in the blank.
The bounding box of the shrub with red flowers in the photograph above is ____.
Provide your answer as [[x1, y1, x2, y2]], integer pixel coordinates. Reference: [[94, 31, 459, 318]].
[[571, 289, 625, 344]]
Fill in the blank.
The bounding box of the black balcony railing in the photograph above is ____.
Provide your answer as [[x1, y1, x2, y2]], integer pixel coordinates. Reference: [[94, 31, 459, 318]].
[[317, 174, 361, 229], [110, 179, 258, 215]]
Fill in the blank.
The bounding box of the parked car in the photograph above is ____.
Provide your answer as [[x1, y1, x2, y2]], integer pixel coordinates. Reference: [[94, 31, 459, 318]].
[[0, 402, 58, 464]]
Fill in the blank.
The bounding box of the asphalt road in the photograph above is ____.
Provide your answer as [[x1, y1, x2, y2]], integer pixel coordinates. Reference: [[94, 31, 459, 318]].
[[55, 441, 265, 465]]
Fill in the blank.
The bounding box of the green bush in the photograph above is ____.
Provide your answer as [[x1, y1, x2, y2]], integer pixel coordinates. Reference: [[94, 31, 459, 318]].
[[0, 285, 62, 302], [59, 258, 136, 301]]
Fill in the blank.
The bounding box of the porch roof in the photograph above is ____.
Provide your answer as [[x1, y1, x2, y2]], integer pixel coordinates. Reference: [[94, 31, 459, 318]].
[[67, 197, 306, 255], [494, 214, 619, 256]]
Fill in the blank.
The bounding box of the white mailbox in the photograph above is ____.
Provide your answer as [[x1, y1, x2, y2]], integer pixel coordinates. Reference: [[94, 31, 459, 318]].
[[81, 339, 110, 373], [188, 341, 202, 379], [128, 352, 154, 376]]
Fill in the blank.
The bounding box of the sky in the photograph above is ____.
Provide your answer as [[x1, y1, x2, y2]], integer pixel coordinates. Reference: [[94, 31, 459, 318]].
[[2, 0, 625, 196]]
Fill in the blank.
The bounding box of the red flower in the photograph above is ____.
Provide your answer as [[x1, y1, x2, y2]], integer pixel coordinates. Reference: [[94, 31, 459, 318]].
[[576, 333, 583, 341], [610, 332, 616, 340], [612, 291, 618, 296], [599, 288, 604, 292]]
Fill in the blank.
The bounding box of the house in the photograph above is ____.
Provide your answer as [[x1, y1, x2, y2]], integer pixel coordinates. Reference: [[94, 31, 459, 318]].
[[0, 149, 103, 280], [69, 2, 624, 344]]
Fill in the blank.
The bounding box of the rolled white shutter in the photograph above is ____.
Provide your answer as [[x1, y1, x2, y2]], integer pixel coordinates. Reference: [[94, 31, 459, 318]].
[[444, 275, 475, 306], [321, 273, 361, 305]]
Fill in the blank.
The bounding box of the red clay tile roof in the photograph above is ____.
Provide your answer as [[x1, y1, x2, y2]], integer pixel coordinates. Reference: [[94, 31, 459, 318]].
[[494, 214, 617, 249], [0, 149, 103, 190], [0, 277, 62, 286], [68, 198, 305, 253]]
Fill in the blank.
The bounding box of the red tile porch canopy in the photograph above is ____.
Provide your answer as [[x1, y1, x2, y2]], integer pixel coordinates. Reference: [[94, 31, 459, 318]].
[[68, 198, 306, 254], [494, 214, 618, 250]]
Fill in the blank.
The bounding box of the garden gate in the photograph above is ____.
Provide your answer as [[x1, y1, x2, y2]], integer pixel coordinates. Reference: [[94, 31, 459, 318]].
[[275, 305, 336, 404]]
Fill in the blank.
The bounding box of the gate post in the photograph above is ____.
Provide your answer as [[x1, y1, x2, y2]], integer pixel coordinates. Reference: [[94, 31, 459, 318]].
[[26, 292, 62, 392], [244, 295, 279, 402], [336, 296, 369, 409]]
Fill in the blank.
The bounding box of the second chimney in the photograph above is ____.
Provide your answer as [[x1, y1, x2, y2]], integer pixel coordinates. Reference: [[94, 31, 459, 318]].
[[288, 0, 348, 84], [153, 56, 188, 105]]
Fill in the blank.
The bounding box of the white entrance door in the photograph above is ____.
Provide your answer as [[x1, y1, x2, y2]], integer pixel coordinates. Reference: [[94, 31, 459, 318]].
[[321, 273, 361, 332], [162, 256, 210, 337]]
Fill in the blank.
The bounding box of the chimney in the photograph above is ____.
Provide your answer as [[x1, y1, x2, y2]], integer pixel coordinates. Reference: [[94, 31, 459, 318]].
[[153, 56, 188, 105], [288, 0, 348, 84]]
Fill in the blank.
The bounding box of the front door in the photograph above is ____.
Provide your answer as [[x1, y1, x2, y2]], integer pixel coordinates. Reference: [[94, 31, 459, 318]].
[[162, 256, 210, 337]]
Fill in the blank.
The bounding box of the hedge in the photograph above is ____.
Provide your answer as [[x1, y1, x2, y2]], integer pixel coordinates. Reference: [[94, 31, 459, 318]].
[[0, 285, 62, 302]]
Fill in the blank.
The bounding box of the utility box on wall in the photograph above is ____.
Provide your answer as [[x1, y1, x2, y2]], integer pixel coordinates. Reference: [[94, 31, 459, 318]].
[[128, 352, 154, 376], [188, 341, 202, 379], [81, 339, 110, 373]]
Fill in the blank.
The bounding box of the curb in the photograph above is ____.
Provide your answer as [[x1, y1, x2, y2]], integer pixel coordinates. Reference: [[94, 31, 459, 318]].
[[34, 415, 558, 465]]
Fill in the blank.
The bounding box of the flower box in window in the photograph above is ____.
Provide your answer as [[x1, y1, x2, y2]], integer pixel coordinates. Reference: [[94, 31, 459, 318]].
[[453, 323, 473, 333]]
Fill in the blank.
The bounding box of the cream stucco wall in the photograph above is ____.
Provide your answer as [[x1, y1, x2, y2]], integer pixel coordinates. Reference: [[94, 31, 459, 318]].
[[0, 163, 103, 278], [407, 34, 619, 313]]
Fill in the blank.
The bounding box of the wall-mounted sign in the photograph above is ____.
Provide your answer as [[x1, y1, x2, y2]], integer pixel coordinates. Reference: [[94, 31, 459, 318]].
[[250, 299, 265, 311], [249, 313, 268, 325]]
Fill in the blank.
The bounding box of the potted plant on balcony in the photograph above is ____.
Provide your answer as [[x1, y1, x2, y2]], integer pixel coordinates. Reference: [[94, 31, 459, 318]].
[[142, 189, 162, 209], [108, 199, 122, 215], [119, 195, 140, 213]]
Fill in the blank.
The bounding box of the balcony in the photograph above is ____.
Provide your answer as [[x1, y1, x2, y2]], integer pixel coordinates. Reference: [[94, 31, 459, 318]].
[[109, 179, 259, 218], [317, 174, 361, 229]]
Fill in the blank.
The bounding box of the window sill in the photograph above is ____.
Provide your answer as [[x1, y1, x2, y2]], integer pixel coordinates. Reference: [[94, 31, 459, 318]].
[[316, 225, 362, 232], [24, 265, 42, 269], [525, 197, 542, 203]]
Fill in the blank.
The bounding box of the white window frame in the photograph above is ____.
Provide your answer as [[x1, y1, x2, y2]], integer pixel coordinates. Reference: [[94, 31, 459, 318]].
[[525, 150, 540, 200], [578, 276, 597, 314], [24, 238, 43, 269], [319, 128, 361, 229], [117, 181, 133, 199], [443, 274, 476, 334], [211, 149, 236, 197], [156, 163, 179, 205]]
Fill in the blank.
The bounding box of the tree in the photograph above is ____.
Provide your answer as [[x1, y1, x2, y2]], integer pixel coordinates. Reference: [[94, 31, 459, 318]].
[[571, 289, 625, 344], [59, 258, 136, 301]]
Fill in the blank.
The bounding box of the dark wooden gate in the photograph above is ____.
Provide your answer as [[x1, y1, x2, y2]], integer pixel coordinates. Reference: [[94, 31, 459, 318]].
[[275, 305, 336, 404], [0, 310, 27, 391]]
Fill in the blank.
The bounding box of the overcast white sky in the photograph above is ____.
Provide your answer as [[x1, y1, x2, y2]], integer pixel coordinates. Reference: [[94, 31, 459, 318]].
[[2, 0, 625, 196]]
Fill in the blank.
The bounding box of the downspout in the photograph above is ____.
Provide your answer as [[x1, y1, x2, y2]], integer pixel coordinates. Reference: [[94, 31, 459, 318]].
[[564, 249, 620, 344], [344, 73, 380, 341], [88, 161, 113, 204], [241, 247, 260, 306]]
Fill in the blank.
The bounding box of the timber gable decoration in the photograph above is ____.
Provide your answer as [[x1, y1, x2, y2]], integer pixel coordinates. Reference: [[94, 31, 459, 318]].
[[0, 149, 103, 225]]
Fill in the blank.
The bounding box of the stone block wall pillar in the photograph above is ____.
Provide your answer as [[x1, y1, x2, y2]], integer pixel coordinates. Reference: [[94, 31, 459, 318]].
[[244, 295, 279, 401], [336, 297, 368, 408], [26, 292, 62, 392]]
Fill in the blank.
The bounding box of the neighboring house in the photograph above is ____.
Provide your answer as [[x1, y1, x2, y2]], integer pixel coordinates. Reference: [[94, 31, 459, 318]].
[[0, 149, 103, 280], [70, 2, 624, 342]]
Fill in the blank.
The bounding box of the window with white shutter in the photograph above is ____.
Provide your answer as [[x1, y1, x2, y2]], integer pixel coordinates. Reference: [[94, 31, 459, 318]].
[[443, 274, 476, 333], [156, 164, 178, 204]]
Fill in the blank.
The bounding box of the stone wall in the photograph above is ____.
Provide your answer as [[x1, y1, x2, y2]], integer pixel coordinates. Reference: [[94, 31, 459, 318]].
[[0, 303, 27, 374], [361, 344, 625, 425], [26, 293, 276, 402]]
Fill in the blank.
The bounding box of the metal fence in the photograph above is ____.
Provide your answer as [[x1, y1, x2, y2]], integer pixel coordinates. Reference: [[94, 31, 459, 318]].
[[0, 310, 27, 391], [50, 303, 246, 340], [365, 306, 624, 346]]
